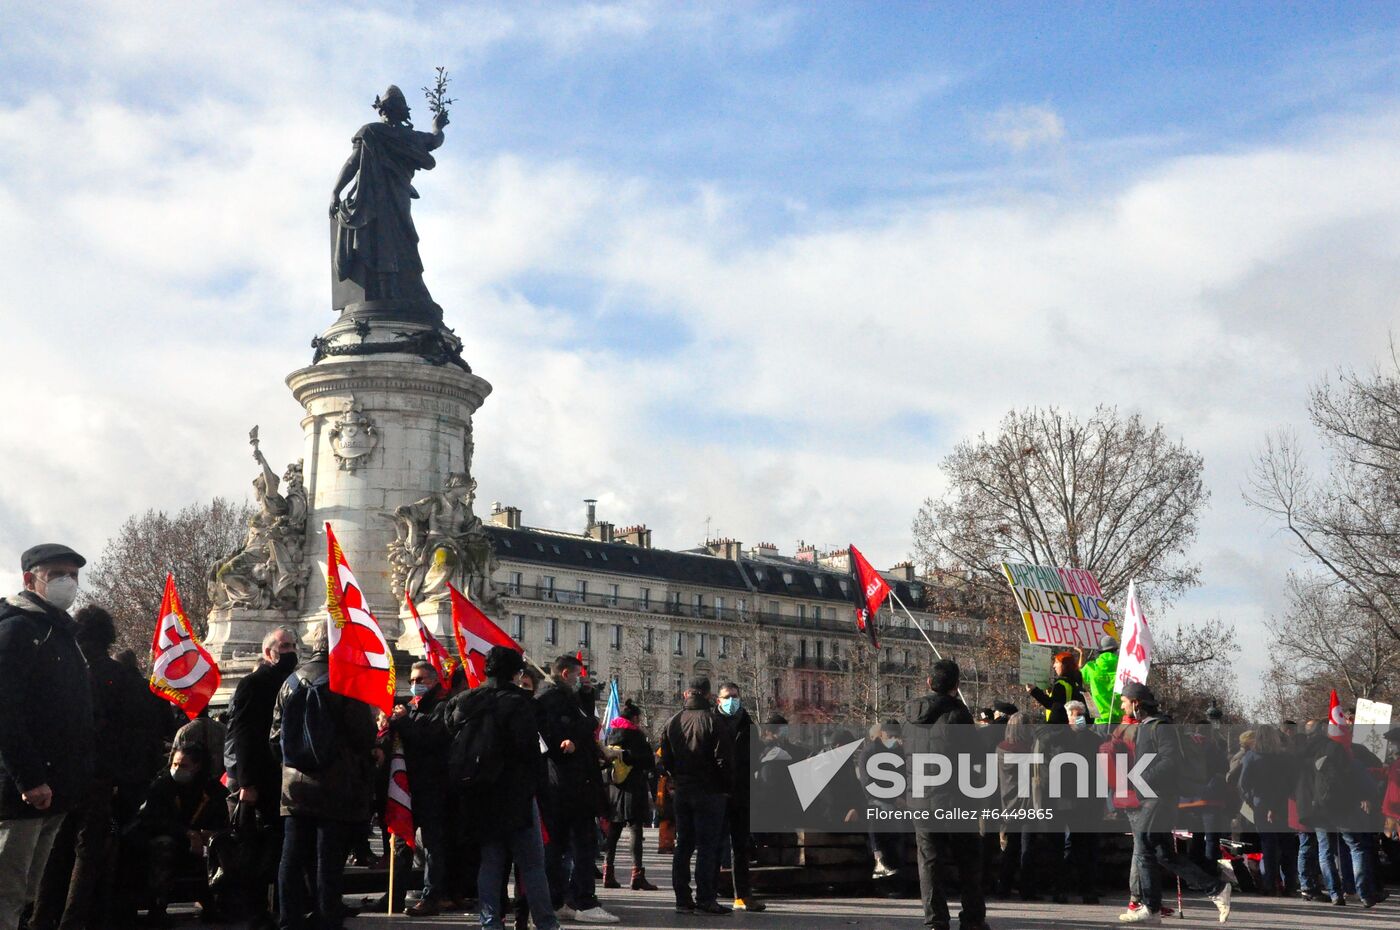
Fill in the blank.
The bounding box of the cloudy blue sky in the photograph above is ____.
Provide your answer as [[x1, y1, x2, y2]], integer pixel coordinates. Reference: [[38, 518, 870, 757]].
[[3, 2, 1400, 697]]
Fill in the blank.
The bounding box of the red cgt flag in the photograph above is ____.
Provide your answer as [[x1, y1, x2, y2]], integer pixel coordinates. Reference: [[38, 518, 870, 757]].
[[149, 574, 221, 719], [449, 583, 522, 687], [325, 523, 396, 714], [1327, 689, 1353, 749], [384, 736, 414, 848], [849, 544, 891, 649], [404, 590, 455, 685]]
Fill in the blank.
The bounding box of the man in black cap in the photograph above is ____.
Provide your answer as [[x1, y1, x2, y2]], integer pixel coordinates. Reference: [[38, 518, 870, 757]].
[[0, 545, 95, 930], [1118, 681, 1233, 924], [659, 677, 733, 915]]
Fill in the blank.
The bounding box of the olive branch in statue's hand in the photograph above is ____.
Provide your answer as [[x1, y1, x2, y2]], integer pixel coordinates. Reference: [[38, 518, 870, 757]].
[[423, 66, 455, 131]]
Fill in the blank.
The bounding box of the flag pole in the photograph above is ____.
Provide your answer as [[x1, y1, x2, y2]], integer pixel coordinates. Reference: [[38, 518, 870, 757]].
[[887, 589, 943, 659], [387, 838, 395, 917]]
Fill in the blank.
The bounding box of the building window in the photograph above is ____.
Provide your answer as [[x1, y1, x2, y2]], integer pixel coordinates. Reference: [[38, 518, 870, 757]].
[[813, 605, 822, 622], [814, 680, 824, 705], [610, 624, 622, 650], [904, 684, 912, 700], [642, 672, 654, 691], [692, 593, 703, 615], [675, 674, 685, 696], [715, 595, 725, 616], [742, 639, 750, 660], [903, 649, 911, 666], [831, 640, 839, 661], [508, 571, 522, 594], [801, 680, 809, 703], [579, 620, 591, 649], [737, 597, 746, 616], [669, 591, 682, 611], [767, 600, 779, 617], [772, 678, 782, 699], [673, 631, 685, 656], [797, 604, 806, 624], [799, 639, 808, 662], [697, 633, 708, 658], [719, 635, 729, 658], [815, 640, 824, 665], [644, 628, 654, 654], [541, 575, 555, 598], [545, 617, 558, 645], [640, 587, 650, 609], [510, 613, 524, 640], [608, 583, 619, 606]]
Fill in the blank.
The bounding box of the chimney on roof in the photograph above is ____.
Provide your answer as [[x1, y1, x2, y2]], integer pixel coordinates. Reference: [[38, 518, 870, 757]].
[[617, 525, 652, 549], [795, 541, 817, 563], [751, 542, 779, 558], [817, 548, 851, 572], [584, 498, 598, 530], [589, 521, 615, 543], [705, 537, 744, 560], [489, 503, 522, 529], [889, 560, 916, 582]]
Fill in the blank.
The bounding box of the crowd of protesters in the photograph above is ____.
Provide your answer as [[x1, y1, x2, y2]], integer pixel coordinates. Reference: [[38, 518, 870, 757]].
[[2, 543, 1398, 930]]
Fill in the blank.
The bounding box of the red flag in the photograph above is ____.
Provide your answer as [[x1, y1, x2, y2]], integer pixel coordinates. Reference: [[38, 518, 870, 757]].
[[449, 583, 522, 687], [848, 545, 891, 648], [325, 523, 396, 714], [1327, 690, 1352, 748], [576, 649, 589, 679], [404, 590, 455, 685], [149, 574, 221, 719], [384, 737, 414, 848]]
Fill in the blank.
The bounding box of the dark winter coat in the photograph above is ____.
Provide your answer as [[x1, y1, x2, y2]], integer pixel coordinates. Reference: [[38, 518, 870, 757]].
[[1126, 713, 1183, 834], [1239, 749, 1295, 825], [903, 691, 974, 816], [268, 653, 377, 823], [130, 770, 229, 840], [535, 677, 607, 817], [224, 657, 297, 803], [390, 686, 450, 799], [0, 592, 95, 820], [85, 649, 170, 790], [445, 677, 546, 837], [173, 714, 226, 782], [659, 694, 733, 796], [716, 706, 753, 806], [605, 720, 655, 824]]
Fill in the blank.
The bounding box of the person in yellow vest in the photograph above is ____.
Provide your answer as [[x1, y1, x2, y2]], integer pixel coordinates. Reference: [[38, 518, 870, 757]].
[[1024, 651, 1086, 724]]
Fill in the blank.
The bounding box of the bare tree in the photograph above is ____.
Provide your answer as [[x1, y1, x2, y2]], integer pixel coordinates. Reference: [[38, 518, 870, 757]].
[[914, 405, 1207, 610], [1259, 574, 1400, 710], [1246, 353, 1400, 646], [83, 498, 254, 662], [1149, 620, 1242, 721]]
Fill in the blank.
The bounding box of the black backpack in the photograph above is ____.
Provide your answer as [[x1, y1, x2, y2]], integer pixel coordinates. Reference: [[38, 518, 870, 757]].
[[449, 691, 506, 791], [280, 672, 338, 773]]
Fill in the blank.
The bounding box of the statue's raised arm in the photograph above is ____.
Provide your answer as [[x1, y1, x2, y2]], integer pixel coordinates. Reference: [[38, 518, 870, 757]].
[[330, 83, 448, 311]]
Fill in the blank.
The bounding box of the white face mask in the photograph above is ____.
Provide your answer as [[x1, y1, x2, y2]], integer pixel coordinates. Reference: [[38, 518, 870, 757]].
[[881, 737, 897, 749], [40, 576, 78, 611]]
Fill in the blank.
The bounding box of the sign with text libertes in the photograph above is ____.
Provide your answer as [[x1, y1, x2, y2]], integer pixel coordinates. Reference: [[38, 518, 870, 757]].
[[1001, 562, 1119, 648]]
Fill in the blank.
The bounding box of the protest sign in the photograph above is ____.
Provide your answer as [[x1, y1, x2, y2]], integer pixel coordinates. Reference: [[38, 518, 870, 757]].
[[1001, 561, 1119, 648], [1354, 697, 1393, 762], [1018, 640, 1055, 689]]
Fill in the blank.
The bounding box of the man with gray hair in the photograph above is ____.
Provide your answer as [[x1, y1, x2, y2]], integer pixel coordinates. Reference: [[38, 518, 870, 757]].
[[0, 544, 95, 930], [224, 626, 299, 930]]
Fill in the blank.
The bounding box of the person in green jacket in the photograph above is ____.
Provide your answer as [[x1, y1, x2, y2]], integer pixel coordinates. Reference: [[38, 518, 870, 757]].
[[1079, 636, 1122, 725]]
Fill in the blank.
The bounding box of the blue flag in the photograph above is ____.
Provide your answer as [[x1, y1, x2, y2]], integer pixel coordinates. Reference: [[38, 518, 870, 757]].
[[600, 678, 622, 734]]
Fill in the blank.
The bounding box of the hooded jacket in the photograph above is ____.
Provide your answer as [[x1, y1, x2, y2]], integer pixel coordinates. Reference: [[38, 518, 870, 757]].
[[0, 592, 96, 820]]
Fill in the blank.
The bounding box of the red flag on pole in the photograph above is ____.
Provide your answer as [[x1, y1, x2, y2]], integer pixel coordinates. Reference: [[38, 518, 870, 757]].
[[149, 574, 221, 719], [449, 583, 522, 687], [325, 523, 396, 714], [384, 737, 414, 848], [576, 649, 589, 679], [404, 590, 455, 685], [1327, 690, 1352, 748], [848, 545, 890, 649]]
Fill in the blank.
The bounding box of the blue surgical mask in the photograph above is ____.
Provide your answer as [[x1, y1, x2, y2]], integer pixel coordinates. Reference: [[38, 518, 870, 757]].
[[1071, 716, 1088, 730], [410, 683, 431, 698], [719, 696, 740, 716]]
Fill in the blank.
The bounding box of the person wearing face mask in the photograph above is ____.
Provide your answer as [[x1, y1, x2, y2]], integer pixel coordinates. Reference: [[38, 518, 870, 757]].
[[118, 746, 228, 925], [601, 699, 657, 893], [0, 545, 96, 930], [222, 626, 298, 930], [711, 683, 763, 911], [387, 661, 454, 916], [858, 720, 904, 882], [1056, 700, 1103, 904]]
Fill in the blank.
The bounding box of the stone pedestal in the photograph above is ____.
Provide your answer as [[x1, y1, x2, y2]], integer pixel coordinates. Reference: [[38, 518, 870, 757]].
[[286, 353, 492, 638], [396, 599, 455, 657], [205, 606, 298, 663]]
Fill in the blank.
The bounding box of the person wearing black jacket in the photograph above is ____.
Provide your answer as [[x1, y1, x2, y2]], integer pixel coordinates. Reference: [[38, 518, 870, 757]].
[[0, 545, 95, 930], [659, 677, 733, 916], [1120, 682, 1232, 924], [713, 682, 764, 911], [601, 699, 657, 892], [445, 647, 561, 930], [534, 655, 617, 924], [904, 659, 986, 930], [223, 626, 298, 930], [388, 661, 453, 916], [269, 623, 377, 930]]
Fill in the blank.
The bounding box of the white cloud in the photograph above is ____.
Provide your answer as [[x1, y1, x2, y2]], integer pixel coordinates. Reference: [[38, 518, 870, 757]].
[[981, 104, 1067, 152]]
